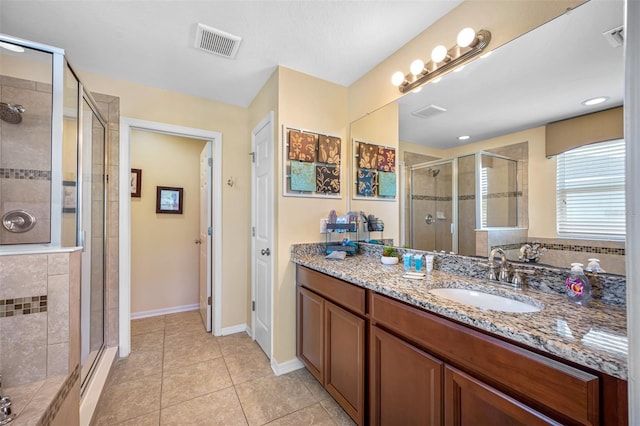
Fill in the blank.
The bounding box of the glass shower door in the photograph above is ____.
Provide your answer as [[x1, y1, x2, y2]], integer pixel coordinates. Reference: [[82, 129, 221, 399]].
[[409, 161, 453, 252], [79, 94, 106, 389]]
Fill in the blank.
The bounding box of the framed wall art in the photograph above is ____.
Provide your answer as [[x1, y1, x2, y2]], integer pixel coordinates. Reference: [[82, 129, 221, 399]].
[[283, 125, 342, 198], [156, 186, 183, 214], [131, 168, 142, 198], [352, 139, 397, 201]]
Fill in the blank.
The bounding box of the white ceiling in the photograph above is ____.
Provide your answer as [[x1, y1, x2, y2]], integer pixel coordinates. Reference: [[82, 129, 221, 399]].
[[0, 0, 462, 108], [397, 0, 625, 149]]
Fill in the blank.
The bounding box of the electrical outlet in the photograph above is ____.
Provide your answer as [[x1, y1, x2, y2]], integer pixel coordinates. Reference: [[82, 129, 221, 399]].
[[320, 218, 328, 234]]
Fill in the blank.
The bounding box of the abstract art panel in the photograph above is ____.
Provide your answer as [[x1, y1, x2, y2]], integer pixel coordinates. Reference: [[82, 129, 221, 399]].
[[378, 171, 397, 197], [357, 169, 377, 196], [316, 165, 340, 193], [377, 146, 396, 172], [288, 129, 317, 162], [318, 134, 341, 164], [290, 160, 316, 192], [358, 143, 378, 169]]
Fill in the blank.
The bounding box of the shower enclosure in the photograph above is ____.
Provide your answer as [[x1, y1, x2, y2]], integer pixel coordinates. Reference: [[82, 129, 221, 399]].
[[0, 34, 107, 393], [406, 152, 518, 255]]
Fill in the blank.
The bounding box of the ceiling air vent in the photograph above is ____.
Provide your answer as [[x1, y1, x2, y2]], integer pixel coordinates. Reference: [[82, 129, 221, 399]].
[[411, 104, 447, 119], [602, 25, 624, 48], [195, 23, 242, 59]]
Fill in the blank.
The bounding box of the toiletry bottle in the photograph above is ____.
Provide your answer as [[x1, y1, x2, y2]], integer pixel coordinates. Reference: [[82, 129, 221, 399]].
[[585, 258, 605, 273], [565, 263, 591, 305]]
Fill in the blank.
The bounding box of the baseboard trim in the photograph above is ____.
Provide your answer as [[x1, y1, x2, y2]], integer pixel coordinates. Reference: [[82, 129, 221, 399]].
[[271, 357, 305, 376], [130, 304, 199, 319], [220, 323, 249, 336], [80, 346, 117, 426]]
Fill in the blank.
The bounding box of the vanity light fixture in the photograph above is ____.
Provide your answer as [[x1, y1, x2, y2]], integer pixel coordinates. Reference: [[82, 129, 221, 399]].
[[582, 96, 609, 106], [391, 27, 491, 93]]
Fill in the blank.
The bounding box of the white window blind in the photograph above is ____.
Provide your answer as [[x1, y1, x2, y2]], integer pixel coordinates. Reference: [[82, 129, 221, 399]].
[[480, 167, 488, 228], [556, 139, 625, 239]]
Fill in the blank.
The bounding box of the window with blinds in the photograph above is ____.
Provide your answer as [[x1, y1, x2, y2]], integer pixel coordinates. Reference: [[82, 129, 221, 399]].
[[556, 139, 625, 239]]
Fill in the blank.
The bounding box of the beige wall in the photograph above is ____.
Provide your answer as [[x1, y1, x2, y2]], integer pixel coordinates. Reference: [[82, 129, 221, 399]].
[[273, 67, 348, 363], [130, 130, 206, 314], [80, 71, 251, 329], [347, 0, 585, 122], [350, 101, 400, 243]]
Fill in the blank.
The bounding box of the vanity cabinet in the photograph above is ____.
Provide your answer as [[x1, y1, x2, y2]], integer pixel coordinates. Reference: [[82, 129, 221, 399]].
[[296, 266, 366, 425], [370, 292, 599, 425], [296, 265, 627, 425], [370, 325, 443, 425]]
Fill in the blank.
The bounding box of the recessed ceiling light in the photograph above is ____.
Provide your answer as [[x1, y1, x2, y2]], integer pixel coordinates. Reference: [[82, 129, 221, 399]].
[[582, 96, 609, 106], [0, 41, 25, 53], [458, 135, 470, 141]]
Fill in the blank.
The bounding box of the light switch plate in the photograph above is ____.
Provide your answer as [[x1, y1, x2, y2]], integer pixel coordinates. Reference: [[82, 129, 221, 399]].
[[320, 218, 328, 233]]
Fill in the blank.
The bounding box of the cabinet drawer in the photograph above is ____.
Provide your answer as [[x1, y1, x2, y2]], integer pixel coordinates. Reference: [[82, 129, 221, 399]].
[[370, 293, 599, 425], [296, 265, 366, 315]]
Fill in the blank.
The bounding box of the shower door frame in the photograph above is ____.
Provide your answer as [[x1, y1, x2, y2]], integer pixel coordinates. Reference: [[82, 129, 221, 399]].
[[407, 158, 458, 253], [76, 86, 108, 394], [475, 151, 519, 229]]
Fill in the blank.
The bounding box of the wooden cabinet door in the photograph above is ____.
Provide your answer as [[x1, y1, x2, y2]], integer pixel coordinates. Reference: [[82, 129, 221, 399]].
[[325, 300, 366, 425], [444, 365, 561, 426], [370, 325, 444, 426], [297, 286, 324, 383]]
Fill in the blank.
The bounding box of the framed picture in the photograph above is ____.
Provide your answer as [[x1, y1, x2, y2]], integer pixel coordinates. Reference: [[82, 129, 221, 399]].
[[131, 168, 142, 197], [156, 186, 183, 214], [62, 181, 76, 213]]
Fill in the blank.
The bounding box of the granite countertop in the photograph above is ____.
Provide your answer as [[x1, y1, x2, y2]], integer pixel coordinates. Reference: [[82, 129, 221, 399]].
[[291, 249, 628, 380]]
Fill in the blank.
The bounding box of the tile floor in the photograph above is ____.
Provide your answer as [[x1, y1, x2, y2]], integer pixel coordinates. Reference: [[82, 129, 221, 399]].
[[91, 310, 355, 425]]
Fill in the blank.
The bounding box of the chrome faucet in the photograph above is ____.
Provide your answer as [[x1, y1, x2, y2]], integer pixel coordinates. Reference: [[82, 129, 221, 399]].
[[518, 242, 545, 263], [0, 375, 15, 425], [488, 247, 510, 283]]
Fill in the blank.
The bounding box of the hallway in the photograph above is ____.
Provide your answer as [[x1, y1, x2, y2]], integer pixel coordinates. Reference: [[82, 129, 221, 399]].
[[92, 311, 354, 425]]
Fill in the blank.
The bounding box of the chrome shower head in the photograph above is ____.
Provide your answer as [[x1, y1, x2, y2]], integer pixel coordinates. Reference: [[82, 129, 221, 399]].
[[0, 102, 25, 124], [427, 167, 440, 177]]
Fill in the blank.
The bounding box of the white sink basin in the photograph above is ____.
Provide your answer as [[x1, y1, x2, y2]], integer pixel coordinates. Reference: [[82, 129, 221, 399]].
[[430, 288, 542, 313]]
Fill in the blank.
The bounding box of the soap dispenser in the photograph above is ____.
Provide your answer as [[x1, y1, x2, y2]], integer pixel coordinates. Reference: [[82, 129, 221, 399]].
[[585, 258, 605, 273], [565, 263, 591, 305]]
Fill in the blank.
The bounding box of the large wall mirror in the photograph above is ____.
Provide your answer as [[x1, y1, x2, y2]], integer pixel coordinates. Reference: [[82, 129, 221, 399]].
[[349, 0, 625, 274]]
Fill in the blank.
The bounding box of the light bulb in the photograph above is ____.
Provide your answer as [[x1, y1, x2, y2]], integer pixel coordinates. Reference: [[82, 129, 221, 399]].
[[391, 71, 405, 87], [431, 45, 448, 63], [457, 27, 476, 48], [410, 59, 425, 76]]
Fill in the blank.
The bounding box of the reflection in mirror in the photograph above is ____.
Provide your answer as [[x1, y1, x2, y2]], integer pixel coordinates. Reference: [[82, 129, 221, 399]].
[[350, 0, 626, 275]]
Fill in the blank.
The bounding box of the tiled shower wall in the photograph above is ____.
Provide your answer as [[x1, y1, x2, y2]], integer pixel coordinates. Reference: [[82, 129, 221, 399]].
[[92, 92, 120, 348], [0, 250, 80, 387], [0, 75, 53, 244]]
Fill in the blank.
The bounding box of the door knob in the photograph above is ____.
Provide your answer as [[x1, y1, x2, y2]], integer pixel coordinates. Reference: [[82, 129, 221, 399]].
[[261, 248, 271, 256]]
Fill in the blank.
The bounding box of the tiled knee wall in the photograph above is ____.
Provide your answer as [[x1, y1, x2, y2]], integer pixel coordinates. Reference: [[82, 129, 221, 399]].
[[0, 249, 80, 387]]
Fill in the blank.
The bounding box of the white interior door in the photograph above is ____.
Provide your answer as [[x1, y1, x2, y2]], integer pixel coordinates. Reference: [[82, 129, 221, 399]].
[[199, 143, 212, 332], [252, 113, 273, 358]]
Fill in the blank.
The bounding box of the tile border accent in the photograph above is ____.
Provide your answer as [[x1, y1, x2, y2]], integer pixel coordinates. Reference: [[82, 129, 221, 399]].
[[40, 364, 80, 426], [0, 295, 48, 318], [0, 168, 52, 180], [495, 242, 625, 256]]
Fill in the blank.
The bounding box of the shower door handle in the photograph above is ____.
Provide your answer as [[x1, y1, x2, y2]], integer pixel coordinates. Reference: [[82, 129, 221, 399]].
[[425, 214, 435, 225]]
